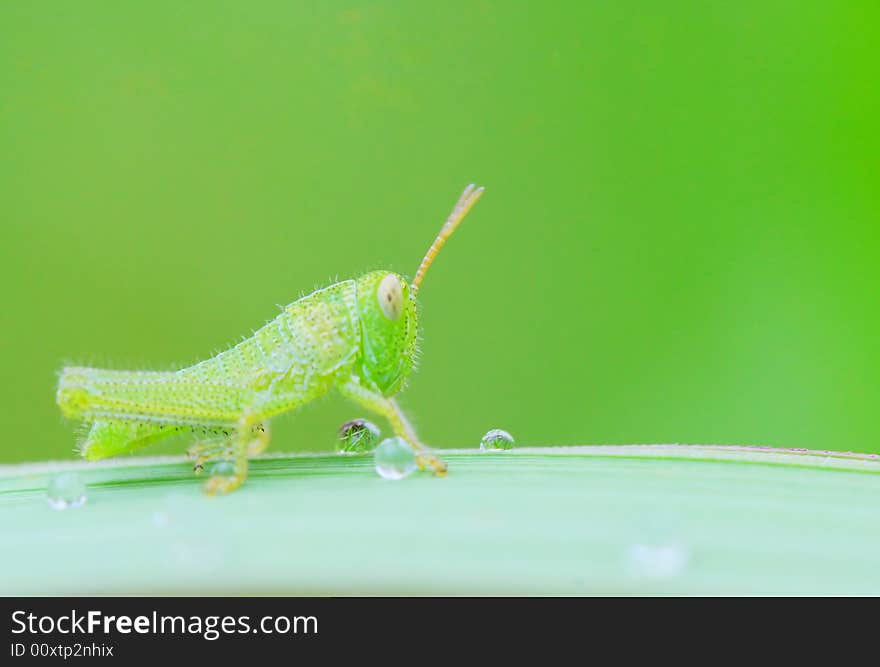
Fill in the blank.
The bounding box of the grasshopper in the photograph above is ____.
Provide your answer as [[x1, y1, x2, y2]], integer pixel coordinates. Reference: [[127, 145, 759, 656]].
[[56, 184, 484, 493]]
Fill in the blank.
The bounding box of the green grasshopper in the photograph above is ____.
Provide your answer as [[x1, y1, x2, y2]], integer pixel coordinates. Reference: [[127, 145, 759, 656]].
[[57, 184, 484, 493]]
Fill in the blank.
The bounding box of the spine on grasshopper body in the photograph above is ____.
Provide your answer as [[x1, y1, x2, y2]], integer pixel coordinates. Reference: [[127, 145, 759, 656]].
[[57, 280, 364, 459]]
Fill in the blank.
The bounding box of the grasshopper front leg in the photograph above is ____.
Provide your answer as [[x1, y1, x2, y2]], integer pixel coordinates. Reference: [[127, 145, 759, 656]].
[[337, 380, 447, 475]]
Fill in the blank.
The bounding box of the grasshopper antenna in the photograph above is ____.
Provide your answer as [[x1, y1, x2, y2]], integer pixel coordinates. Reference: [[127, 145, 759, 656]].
[[411, 183, 485, 294]]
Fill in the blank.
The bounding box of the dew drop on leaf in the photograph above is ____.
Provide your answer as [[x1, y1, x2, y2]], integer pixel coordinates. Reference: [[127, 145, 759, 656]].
[[480, 428, 515, 451], [337, 419, 382, 454], [46, 472, 87, 510], [374, 437, 417, 480]]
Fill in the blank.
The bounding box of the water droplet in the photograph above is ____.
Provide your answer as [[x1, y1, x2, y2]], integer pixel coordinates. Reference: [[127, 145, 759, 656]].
[[480, 428, 515, 451], [210, 461, 236, 477], [374, 437, 417, 480], [625, 543, 689, 580], [46, 472, 87, 510], [337, 418, 381, 454]]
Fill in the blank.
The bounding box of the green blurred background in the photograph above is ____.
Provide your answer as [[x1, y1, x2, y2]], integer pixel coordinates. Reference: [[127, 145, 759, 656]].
[[1, 1, 877, 464]]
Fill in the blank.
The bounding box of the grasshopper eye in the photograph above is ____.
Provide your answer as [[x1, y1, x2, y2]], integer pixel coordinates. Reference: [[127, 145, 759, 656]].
[[377, 273, 403, 321]]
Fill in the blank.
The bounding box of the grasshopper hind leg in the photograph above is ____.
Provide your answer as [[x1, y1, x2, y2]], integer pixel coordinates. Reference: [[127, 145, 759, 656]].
[[80, 420, 184, 460]]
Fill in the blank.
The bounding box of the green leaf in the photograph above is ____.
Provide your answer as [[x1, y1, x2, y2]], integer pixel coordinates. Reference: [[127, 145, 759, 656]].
[[2, 446, 879, 594]]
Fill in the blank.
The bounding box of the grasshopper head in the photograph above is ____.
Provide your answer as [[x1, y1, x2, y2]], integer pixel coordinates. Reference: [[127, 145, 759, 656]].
[[353, 184, 484, 397], [354, 270, 419, 396]]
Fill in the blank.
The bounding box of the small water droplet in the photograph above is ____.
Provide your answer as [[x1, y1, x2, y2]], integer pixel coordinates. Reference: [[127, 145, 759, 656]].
[[625, 543, 689, 580], [46, 472, 87, 510], [337, 418, 381, 454], [480, 428, 515, 451], [210, 461, 236, 477], [374, 437, 417, 480], [152, 511, 170, 528]]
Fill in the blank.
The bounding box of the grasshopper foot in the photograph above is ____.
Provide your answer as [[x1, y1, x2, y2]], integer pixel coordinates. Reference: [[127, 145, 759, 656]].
[[203, 473, 246, 495], [416, 451, 448, 477]]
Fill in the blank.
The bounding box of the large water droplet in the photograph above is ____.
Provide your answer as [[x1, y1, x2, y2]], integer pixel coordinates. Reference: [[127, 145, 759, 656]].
[[480, 428, 515, 451], [374, 437, 417, 480], [625, 543, 689, 580], [337, 419, 381, 454], [47, 472, 87, 510]]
